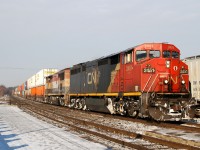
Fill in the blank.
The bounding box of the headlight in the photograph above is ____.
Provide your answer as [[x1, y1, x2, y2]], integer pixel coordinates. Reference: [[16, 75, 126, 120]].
[[166, 60, 170, 68], [164, 80, 169, 84], [181, 80, 185, 84]]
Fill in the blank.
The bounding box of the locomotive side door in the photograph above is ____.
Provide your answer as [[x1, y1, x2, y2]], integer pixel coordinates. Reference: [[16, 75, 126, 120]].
[[119, 53, 125, 92], [123, 50, 134, 92], [80, 64, 86, 94]]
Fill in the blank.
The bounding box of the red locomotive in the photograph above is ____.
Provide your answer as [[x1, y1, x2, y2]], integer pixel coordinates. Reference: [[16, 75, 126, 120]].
[[69, 43, 198, 121], [16, 43, 199, 121]]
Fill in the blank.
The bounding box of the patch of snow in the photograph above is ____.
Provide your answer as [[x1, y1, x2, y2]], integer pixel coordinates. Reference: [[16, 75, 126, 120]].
[[152, 128, 200, 142], [0, 105, 108, 150]]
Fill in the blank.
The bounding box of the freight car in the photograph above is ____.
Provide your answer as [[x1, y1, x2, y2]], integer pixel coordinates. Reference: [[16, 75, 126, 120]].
[[45, 43, 199, 121], [183, 55, 200, 102], [19, 69, 58, 100]]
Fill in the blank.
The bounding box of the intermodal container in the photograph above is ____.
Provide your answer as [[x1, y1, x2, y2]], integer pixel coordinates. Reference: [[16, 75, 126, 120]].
[[35, 69, 58, 87]]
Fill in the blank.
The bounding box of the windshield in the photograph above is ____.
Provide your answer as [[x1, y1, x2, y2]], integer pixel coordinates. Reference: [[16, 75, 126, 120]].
[[136, 50, 147, 61], [163, 51, 171, 58], [150, 50, 160, 58], [163, 50, 179, 58], [172, 51, 179, 58]]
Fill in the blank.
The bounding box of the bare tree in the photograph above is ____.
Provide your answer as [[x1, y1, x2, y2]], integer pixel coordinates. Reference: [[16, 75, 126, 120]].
[[0, 85, 15, 96]]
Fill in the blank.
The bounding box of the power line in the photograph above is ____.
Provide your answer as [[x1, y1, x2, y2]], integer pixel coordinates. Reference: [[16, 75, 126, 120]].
[[0, 67, 25, 70], [0, 67, 40, 70]]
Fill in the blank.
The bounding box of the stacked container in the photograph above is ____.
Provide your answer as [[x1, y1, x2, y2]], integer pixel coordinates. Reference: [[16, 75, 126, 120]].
[[26, 69, 58, 97]]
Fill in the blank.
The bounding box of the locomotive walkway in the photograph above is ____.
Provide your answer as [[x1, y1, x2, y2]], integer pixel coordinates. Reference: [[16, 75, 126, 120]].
[[0, 98, 107, 150]]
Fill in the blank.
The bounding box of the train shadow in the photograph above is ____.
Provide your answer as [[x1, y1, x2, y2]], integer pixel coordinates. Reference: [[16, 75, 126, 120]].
[[0, 125, 28, 150]]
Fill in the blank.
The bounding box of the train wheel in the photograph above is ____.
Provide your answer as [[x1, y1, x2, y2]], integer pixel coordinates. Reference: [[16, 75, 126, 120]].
[[69, 99, 75, 108], [75, 99, 80, 109], [77, 99, 83, 109], [44, 97, 48, 103], [127, 109, 139, 118], [188, 105, 200, 118], [81, 99, 87, 110], [45, 97, 50, 103], [148, 106, 166, 121], [59, 98, 65, 106]]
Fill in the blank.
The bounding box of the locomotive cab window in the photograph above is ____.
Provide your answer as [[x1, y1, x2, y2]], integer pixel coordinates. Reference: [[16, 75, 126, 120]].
[[125, 51, 132, 64], [163, 50, 171, 58], [71, 68, 81, 75], [98, 59, 108, 66], [136, 50, 147, 61], [111, 54, 119, 65], [149, 50, 160, 58], [59, 73, 64, 80], [172, 51, 179, 58]]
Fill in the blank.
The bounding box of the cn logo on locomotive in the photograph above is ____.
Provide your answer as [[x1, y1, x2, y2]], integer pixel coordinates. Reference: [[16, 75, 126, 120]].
[[87, 69, 100, 85]]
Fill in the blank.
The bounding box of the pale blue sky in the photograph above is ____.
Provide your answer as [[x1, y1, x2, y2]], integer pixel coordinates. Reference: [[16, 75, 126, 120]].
[[0, 0, 200, 87]]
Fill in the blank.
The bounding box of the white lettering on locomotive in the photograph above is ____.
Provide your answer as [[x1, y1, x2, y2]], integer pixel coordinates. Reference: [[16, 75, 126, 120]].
[[87, 69, 100, 85], [87, 72, 96, 84], [173, 66, 178, 71], [143, 68, 155, 73], [180, 69, 188, 74]]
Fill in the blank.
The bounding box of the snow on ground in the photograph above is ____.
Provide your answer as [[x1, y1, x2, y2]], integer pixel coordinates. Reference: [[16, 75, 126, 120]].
[[152, 128, 200, 142], [0, 104, 108, 150], [0, 96, 9, 104]]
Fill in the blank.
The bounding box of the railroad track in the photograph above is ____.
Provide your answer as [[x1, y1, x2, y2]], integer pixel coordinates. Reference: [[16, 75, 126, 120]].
[[11, 96, 200, 150], [37, 100, 200, 134], [97, 112, 200, 133]]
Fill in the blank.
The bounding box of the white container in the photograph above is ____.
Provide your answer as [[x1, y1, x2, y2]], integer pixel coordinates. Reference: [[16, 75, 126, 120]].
[[26, 69, 58, 89], [27, 75, 36, 89], [35, 69, 58, 87], [183, 55, 200, 101]]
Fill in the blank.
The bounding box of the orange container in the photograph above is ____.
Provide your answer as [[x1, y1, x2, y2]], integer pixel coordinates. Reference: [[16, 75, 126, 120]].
[[30, 85, 45, 96], [21, 84, 25, 91], [31, 87, 36, 96], [35, 85, 45, 96]]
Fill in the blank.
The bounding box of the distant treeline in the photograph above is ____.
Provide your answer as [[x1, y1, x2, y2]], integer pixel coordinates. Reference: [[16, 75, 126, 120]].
[[0, 85, 15, 96]]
